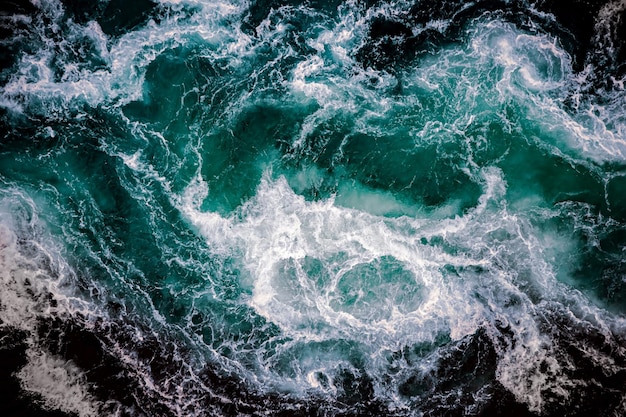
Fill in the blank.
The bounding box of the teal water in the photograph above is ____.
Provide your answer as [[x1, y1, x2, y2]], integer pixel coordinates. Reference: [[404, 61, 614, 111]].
[[1, 0, 626, 416]]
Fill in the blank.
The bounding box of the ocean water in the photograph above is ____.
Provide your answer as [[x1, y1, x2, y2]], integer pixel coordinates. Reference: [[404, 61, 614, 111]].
[[1, 0, 626, 416]]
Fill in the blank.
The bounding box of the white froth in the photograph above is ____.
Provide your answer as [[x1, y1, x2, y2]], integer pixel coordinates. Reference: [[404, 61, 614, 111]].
[[179, 154, 626, 409], [1, 0, 250, 116], [0, 211, 62, 329], [3, 0, 626, 413], [178, 170, 500, 379], [17, 348, 99, 417], [1, 194, 102, 415]]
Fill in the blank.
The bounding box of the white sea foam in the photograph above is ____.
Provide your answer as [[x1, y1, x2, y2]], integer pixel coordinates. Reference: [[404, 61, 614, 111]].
[[3, 0, 626, 413], [17, 348, 99, 417], [0, 193, 202, 415], [0, 192, 103, 415], [147, 5, 626, 409], [177, 163, 624, 408], [0, 0, 251, 117], [283, 13, 626, 167]]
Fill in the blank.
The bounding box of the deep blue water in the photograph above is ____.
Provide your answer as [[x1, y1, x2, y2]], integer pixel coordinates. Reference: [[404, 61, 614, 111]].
[[1, 0, 626, 416]]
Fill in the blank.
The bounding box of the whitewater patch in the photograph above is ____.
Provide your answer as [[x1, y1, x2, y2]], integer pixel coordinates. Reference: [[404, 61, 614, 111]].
[[0, 192, 103, 416], [178, 167, 626, 409], [2, 0, 626, 414]]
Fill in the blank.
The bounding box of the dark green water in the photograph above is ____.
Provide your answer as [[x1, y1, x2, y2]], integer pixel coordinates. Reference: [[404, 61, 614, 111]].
[[1, 0, 626, 416]]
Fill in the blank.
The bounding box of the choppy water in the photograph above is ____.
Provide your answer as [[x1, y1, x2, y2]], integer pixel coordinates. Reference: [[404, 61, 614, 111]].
[[1, 0, 626, 416]]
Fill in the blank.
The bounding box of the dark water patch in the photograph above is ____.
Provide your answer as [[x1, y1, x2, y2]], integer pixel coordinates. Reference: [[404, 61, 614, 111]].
[[352, 0, 622, 77], [29, 312, 401, 416], [569, 220, 626, 313], [32, 312, 257, 416], [398, 328, 537, 417], [356, 17, 420, 72], [35, 317, 141, 416], [470, 386, 537, 417], [123, 45, 222, 128], [0, 0, 39, 76], [339, 132, 481, 211], [199, 103, 306, 213], [536, 305, 626, 417], [537, 198, 626, 313], [241, 0, 344, 36], [354, 1, 527, 73], [0, 116, 59, 156], [617, 9, 626, 76], [533, 0, 607, 71], [0, 1, 109, 85], [62, 0, 158, 37], [98, 0, 159, 37], [242, 0, 300, 35]]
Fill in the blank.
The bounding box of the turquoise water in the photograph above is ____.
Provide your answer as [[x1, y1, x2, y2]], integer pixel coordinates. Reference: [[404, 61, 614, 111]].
[[1, 0, 626, 416]]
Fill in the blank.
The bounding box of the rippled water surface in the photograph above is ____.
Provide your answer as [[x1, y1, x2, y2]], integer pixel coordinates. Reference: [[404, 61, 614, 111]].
[[1, 0, 626, 416]]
